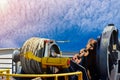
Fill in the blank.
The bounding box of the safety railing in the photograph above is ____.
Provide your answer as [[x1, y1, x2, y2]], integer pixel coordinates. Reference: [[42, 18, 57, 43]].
[[0, 69, 10, 80], [0, 69, 82, 80]]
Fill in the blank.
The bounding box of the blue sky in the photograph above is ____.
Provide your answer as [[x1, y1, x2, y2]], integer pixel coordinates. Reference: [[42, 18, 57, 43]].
[[0, 0, 120, 52]]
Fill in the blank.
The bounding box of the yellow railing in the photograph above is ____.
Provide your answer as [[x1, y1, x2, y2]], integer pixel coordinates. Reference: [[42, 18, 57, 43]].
[[0, 69, 82, 80], [0, 69, 10, 80]]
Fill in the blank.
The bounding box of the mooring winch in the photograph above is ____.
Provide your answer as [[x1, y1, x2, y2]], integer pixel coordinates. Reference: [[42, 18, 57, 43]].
[[13, 37, 70, 75], [12, 24, 120, 80]]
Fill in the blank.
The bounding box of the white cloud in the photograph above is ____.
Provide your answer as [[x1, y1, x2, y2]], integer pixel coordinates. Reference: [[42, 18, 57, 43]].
[[0, 0, 120, 50]]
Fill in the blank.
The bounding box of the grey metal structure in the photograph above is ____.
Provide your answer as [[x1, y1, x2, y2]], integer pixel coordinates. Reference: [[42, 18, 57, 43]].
[[97, 24, 120, 80]]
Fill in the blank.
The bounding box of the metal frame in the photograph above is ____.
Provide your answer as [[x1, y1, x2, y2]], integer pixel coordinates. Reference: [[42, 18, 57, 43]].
[[97, 24, 119, 80]]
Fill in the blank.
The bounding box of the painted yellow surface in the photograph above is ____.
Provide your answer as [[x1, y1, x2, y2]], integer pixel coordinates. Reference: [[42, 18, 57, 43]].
[[23, 51, 70, 68], [0, 69, 82, 80]]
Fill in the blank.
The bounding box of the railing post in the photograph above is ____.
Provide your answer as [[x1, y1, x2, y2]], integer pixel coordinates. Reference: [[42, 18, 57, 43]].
[[78, 72, 82, 80], [0, 71, 3, 79], [6, 70, 10, 80], [55, 75, 58, 80], [65, 75, 68, 80]]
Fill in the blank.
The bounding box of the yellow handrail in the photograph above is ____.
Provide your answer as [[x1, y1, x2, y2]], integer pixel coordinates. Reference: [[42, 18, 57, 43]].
[[0, 69, 82, 80], [0, 69, 10, 80]]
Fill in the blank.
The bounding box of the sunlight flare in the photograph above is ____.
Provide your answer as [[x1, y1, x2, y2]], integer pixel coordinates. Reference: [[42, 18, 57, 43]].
[[0, 0, 8, 10]]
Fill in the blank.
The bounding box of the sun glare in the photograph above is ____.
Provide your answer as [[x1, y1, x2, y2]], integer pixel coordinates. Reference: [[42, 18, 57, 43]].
[[0, 0, 8, 10]]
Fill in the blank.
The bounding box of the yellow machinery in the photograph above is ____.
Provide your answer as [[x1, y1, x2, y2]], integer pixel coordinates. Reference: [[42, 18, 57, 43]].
[[22, 51, 70, 69], [0, 37, 82, 80], [14, 37, 72, 74]]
